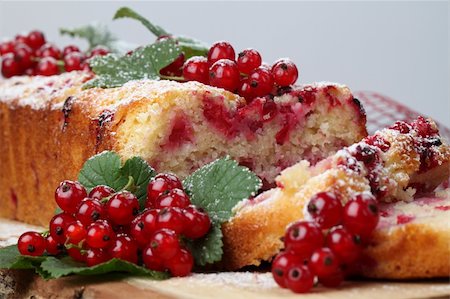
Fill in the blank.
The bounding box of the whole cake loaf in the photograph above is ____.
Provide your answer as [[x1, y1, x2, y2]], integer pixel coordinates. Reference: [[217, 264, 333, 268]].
[[222, 117, 450, 278], [0, 71, 367, 225]]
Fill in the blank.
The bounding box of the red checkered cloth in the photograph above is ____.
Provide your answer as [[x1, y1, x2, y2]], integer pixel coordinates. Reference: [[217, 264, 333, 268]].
[[355, 91, 450, 141]]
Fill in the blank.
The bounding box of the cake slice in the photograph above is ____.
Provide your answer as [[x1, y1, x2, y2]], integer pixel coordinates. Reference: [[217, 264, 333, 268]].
[[362, 188, 450, 278], [0, 72, 366, 225], [222, 117, 450, 274]]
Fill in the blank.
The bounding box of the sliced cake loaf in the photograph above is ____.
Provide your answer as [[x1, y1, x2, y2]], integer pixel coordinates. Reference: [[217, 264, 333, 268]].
[[0, 72, 366, 225], [222, 117, 450, 274]]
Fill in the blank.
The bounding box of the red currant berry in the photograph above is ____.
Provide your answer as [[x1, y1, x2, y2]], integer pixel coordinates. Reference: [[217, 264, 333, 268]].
[[15, 34, 28, 45], [86, 248, 110, 267], [271, 59, 298, 87], [156, 207, 186, 234], [18, 231, 46, 256], [109, 234, 138, 263], [1, 54, 22, 78], [182, 56, 209, 84], [49, 213, 76, 243], [46, 235, 64, 255], [14, 43, 34, 70], [76, 198, 105, 226], [67, 247, 86, 262], [160, 53, 185, 77], [55, 180, 87, 214], [130, 209, 159, 247], [155, 188, 191, 209], [326, 226, 362, 264], [89, 46, 110, 58], [26, 31, 46, 50], [237, 78, 254, 101], [149, 229, 180, 260], [86, 221, 114, 249], [237, 48, 262, 74], [62, 45, 80, 57], [64, 52, 85, 72], [89, 185, 115, 201], [166, 247, 194, 277], [37, 43, 61, 59], [247, 67, 274, 97], [105, 191, 140, 225], [285, 264, 314, 293], [318, 270, 344, 288], [36, 57, 59, 76], [143, 246, 166, 271], [271, 251, 305, 288], [307, 192, 343, 229], [309, 247, 339, 278], [0, 40, 15, 55], [183, 206, 211, 239], [65, 221, 87, 245], [284, 221, 324, 259], [207, 41, 235, 64], [209, 59, 240, 92], [343, 193, 379, 239], [146, 174, 183, 208]]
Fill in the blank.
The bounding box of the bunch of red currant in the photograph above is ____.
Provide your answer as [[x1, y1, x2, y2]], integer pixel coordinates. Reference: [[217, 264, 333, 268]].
[[17, 173, 211, 277], [159, 39, 299, 103], [272, 192, 379, 293], [0, 30, 110, 78]]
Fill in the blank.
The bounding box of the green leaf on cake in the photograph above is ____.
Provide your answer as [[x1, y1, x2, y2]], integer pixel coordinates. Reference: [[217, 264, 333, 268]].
[[40, 257, 169, 280], [83, 38, 181, 89], [113, 7, 169, 37], [60, 23, 117, 51], [113, 6, 208, 59], [78, 151, 155, 207], [183, 157, 262, 265]]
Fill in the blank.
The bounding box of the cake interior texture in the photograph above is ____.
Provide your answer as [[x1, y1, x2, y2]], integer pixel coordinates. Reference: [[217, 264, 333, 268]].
[[0, 71, 366, 225]]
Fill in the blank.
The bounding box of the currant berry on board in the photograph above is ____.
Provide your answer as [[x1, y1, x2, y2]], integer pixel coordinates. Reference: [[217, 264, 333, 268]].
[[55, 180, 87, 214]]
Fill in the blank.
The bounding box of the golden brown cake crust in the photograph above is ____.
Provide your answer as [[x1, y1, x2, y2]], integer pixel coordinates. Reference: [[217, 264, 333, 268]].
[[363, 222, 450, 279]]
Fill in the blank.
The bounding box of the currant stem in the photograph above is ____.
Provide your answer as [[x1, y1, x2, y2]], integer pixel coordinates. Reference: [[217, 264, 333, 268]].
[[121, 176, 136, 193]]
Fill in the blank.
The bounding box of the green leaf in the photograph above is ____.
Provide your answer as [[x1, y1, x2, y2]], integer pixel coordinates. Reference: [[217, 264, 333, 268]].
[[120, 157, 156, 208], [0, 245, 47, 277], [78, 151, 156, 207], [176, 36, 209, 59], [113, 7, 168, 37], [183, 157, 261, 266], [83, 39, 181, 89], [60, 23, 117, 51], [78, 151, 128, 192], [183, 157, 262, 223], [186, 222, 223, 266], [112, 6, 208, 59], [40, 257, 169, 280]]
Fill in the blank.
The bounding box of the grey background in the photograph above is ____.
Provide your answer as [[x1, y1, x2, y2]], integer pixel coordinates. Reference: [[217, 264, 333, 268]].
[[1, 1, 449, 127]]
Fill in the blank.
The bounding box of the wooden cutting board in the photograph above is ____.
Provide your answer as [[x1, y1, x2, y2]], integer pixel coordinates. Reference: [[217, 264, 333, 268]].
[[1, 218, 449, 299]]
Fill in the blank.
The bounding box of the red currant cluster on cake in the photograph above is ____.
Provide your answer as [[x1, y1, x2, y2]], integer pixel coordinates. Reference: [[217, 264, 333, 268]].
[[17, 173, 211, 277], [161, 40, 299, 103], [272, 192, 379, 293], [0, 30, 109, 78]]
